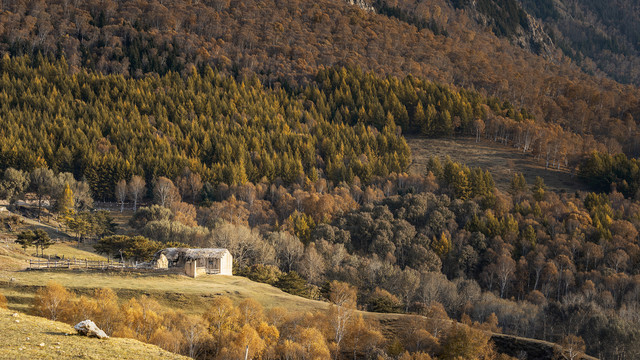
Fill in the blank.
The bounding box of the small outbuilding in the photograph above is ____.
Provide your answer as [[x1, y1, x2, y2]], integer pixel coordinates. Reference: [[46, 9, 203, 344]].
[[154, 248, 233, 278]]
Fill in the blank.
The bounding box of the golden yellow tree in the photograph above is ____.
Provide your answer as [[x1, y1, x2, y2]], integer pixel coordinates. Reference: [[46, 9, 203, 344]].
[[238, 298, 264, 328], [343, 314, 385, 359], [70, 295, 98, 324], [439, 324, 495, 360], [257, 321, 280, 359], [92, 288, 121, 336], [116, 296, 164, 342], [219, 324, 266, 359], [431, 232, 452, 258], [0, 292, 7, 309], [328, 281, 357, 359], [57, 182, 75, 217], [202, 296, 239, 354], [33, 281, 73, 321], [297, 327, 331, 360]]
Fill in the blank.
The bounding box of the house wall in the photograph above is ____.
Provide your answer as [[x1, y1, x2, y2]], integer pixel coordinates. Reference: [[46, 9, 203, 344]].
[[185, 260, 197, 278], [220, 252, 233, 275], [185, 259, 209, 278], [196, 266, 207, 277], [183, 253, 233, 277], [156, 254, 169, 269]]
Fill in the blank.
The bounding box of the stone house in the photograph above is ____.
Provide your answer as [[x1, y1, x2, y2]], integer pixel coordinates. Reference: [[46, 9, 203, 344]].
[[154, 248, 233, 277]]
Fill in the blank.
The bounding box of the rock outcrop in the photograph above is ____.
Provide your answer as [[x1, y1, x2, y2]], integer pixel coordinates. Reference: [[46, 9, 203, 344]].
[[512, 14, 558, 60], [344, 0, 374, 12], [74, 320, 109, 339]]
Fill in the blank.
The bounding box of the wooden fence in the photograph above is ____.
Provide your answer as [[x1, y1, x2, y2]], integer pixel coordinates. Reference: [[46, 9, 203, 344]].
[[28, 258, 129, 270]]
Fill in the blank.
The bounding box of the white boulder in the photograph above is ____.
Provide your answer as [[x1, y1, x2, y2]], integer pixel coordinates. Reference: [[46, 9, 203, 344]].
[[74, 320, 109, 339]]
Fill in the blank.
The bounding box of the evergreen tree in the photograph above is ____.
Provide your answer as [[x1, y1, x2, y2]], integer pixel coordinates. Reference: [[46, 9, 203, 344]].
[[57, 183, 75, 217], [15, 230, 36, 252]]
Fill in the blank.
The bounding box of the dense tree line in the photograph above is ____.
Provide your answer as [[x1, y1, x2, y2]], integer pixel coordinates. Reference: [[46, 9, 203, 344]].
[[0, 54, 617, 208], [0, 166, 93, 216], [0, 56, 410, 200], [579, 151, 640, 198], [0, 0, 638, 157], [310, 66, 531, 137]]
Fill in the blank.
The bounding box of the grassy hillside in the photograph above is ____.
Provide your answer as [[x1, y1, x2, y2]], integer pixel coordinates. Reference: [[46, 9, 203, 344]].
[[0, 240, 106, 271], [0, 210, 326, 316], [0, 270, 595, 360], [0, 270, 328, 315], [407, 136, 589, 193], [0, 307, 188, 360]]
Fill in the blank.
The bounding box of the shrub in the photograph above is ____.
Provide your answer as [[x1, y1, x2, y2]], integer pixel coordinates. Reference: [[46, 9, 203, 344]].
[[239, 264, 283, 285], [33, 281, 73, 321], [367, 288, 402, 313], [276, 271, 313, 298]]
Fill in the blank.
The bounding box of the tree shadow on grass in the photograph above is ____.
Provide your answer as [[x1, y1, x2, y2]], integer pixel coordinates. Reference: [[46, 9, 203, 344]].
[[44, 331, 72, 336]]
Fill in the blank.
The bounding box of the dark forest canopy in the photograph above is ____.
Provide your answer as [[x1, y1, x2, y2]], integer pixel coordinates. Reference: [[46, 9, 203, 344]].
[[579, 151, 640, 198]]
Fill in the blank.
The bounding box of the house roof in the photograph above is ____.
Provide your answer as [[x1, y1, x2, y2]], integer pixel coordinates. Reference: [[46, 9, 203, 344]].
[[158, 248, 230, 261]]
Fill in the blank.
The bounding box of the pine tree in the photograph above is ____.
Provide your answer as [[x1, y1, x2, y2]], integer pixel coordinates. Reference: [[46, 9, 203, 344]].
[[510, 173, 527, 194], [57, 182, 75, 217], [34, 230, 55, 257], [16, 230, 36, 252], [431, 232, 452, 258], [532, 176, 546, 201]]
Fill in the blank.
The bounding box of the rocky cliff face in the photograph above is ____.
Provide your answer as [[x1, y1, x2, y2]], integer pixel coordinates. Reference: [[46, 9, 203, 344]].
[[463, 0, 559, 60], [344, 0, 375, 12], [512, 13, 558, 60]]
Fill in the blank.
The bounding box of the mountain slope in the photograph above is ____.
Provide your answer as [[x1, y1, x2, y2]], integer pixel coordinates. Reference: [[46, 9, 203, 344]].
[[519, 0, 640, 86], [1, 0, 639, 155]]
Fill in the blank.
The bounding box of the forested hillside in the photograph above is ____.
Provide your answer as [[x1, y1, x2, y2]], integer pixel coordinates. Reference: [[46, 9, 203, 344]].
[[1, 0, 639, 156], [441, 0, 640, 86], [0, 56, 413, 200], [0, 56, 592, 202], [519, 0, 640, 86], [1, 0, 640, 359]]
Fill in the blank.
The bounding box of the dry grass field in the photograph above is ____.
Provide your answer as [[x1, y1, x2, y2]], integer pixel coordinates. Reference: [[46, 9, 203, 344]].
[[0, 209, 327, 316], [0, 270, 329, 315], [0, 241, 107, 272], [407, 137, 589, 193], [0, 308, 188, 360]]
